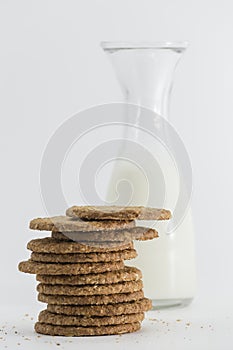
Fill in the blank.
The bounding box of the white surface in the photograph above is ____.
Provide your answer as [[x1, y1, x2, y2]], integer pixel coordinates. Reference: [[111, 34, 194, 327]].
[[1, 298, 232, 350]]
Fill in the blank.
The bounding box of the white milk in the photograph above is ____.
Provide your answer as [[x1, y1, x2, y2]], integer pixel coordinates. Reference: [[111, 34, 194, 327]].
[[131, 212, 197, 301], [107, 137, 197, 304]]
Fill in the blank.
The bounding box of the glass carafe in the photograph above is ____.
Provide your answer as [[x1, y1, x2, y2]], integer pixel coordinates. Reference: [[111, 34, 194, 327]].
[[101, 41, 197, 309]]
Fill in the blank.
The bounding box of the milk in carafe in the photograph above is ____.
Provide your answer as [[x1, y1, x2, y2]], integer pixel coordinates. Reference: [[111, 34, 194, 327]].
[[101, 41, 197, 307]]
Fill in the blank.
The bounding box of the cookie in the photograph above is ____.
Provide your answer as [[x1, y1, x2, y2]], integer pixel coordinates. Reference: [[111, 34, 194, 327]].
[[35, 321, 141, 336], [27, 238, 134, 254], [29, 216, 135, 232], [51, 231, 122, 242], [51, 226, 158, 243], [66, 205, 171, 221], [39, 290, 144, 305], [36, 266, 142, 285], [18, 260, 124, 275], [37, 280, 143, 296], [47, 298, 152, 316], [31, 249, 137, 263], [38, 309, 144, 327]]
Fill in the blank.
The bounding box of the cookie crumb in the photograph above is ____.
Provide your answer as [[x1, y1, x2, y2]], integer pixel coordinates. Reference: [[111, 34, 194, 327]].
[[186, 323, 191, 326], [176, 319, 182, 322]]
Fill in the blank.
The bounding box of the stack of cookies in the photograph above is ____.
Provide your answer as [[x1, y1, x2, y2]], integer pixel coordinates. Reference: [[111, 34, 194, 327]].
[[18, 205, 171, 337]]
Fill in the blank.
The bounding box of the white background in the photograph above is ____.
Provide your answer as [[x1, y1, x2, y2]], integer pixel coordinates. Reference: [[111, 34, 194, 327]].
[[0, 0, 232, 348]]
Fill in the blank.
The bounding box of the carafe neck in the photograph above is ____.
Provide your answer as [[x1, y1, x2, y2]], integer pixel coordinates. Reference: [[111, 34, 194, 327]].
[[102, 42, 187, 119]]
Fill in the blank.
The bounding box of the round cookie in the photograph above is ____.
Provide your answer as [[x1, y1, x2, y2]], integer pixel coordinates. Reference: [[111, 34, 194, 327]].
[[18, 260, 124, 275], [29, 216, 135, 232], [37, 280, 143, 296], [27, 238, 134, 254], [51, 231, 124, 243], [31, 249, 137, 263], [35, 321, 141, 336], [39, 290, 144, 305], [47, 298, 152, 316], [51, 227, 158, 242], [66, 205, 171, 221], [38, 310, 145, 326], [36, 266, 142, 285]]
